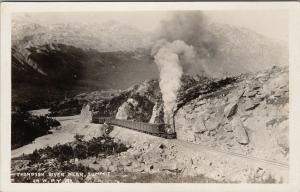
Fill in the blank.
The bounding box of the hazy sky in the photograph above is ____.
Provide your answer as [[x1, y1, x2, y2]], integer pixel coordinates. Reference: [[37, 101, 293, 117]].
[[17, 10, 288, 42]]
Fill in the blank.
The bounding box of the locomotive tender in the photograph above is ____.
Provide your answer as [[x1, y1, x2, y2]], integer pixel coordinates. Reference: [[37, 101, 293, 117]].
[[92, 116, 177, 139]]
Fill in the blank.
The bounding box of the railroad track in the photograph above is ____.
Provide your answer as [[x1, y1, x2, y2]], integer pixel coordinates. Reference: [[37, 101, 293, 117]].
[[93, 115, 289, 169], [173, 139, 289, 169], [109, 122, 289, 169], [174, 87, 289, 169]]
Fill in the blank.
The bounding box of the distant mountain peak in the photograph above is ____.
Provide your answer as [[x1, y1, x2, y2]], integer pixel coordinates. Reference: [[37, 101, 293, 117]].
[[12, 19, 153, 52]]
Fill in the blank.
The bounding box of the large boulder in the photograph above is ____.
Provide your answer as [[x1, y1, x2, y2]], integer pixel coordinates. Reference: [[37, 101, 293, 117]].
[[204, 116, 221, 131], [192, 117, 206, 133], [231, 117, 249, 145], [115, 96, 154, 122], [115, 100, 133, 120]]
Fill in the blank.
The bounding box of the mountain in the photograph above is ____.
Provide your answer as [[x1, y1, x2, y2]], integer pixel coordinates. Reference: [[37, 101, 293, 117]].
[[203, 23, 288, 75], [11, 43, 158, 110], [11, 17, 160, 110], [176, 22, 288, 77], [12, 18, 153, 52], [11, 18, 288, 110]]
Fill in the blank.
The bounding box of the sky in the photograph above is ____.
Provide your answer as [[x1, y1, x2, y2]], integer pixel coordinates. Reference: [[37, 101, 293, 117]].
[[17, 10, 288, 42]]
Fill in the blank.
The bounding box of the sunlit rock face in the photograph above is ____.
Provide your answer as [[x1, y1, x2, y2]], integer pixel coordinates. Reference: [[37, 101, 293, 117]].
[[174, 66, 289, 163], [149, 102, 164, 124]]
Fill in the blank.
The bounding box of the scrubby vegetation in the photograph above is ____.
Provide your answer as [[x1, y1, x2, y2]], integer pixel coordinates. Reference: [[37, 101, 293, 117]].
[[247, 174, 281, 184], [11, 111, 60, 149], [176, 75, 238, 111], [49, 98, 84, 116], [11, 135, 130, 183], [24, 135, 129, 163]]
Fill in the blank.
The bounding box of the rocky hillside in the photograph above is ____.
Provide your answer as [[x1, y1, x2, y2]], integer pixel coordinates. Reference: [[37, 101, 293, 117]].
[[50, 74, 238, 120], [52, 79, 163, 121], [175, 66, 289, 163], [58, 66, 288, 163]]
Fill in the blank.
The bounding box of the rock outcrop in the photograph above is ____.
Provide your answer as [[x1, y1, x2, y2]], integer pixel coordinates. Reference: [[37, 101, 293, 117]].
[[175, 66, 289, 163]]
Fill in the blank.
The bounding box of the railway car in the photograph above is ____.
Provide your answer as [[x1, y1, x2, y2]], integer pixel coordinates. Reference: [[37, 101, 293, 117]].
[[92, 115, 176, 139]]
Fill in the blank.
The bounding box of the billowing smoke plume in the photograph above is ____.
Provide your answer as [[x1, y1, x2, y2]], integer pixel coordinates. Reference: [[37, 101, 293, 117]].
[[159, 12, 207, 47], [158, 11, 218, 75], [151, 12, 209, 123], [151, 39, 196, 123], [156, 11, 287, 76]]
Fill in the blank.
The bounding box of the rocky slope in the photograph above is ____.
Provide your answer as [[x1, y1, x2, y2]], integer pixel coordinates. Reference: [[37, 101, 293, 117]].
[[50, 65, 289, 165], [99, 65, 289, 183], [51, 74, 237, 119], [86, 65, 289, 164], [175, 66, 289, 163]]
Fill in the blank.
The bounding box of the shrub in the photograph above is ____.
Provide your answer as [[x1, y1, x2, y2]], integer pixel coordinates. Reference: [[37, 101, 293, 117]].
[[73, 143, 88, 159], [28, 149, 41, 164], [74, 134, 84, 142], [22, 136, 129, 163], [247, 174, 279, 183], [52, 144, 74, 162]]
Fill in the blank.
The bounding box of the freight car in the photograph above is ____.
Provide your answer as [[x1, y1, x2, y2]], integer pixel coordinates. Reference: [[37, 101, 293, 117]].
[[92, 116, 176, 139]]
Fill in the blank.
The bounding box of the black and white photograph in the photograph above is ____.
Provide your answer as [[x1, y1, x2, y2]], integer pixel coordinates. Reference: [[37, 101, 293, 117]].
[[1, 2, 300, 189]]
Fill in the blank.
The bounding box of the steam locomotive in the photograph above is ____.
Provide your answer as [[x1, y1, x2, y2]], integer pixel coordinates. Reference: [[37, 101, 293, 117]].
[[92, 116, 177, 139]]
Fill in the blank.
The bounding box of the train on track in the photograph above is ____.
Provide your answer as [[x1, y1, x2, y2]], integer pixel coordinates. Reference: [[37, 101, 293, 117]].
[[92, 116, 177, 139], [90, 116, 289, 169]]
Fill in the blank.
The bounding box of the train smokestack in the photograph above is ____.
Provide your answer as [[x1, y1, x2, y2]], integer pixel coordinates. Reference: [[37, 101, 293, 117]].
[[164, 110, 176, 134]]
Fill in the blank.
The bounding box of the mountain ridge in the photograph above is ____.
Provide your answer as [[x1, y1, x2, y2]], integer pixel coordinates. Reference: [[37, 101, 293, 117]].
[[11, 19, 288, 110]]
